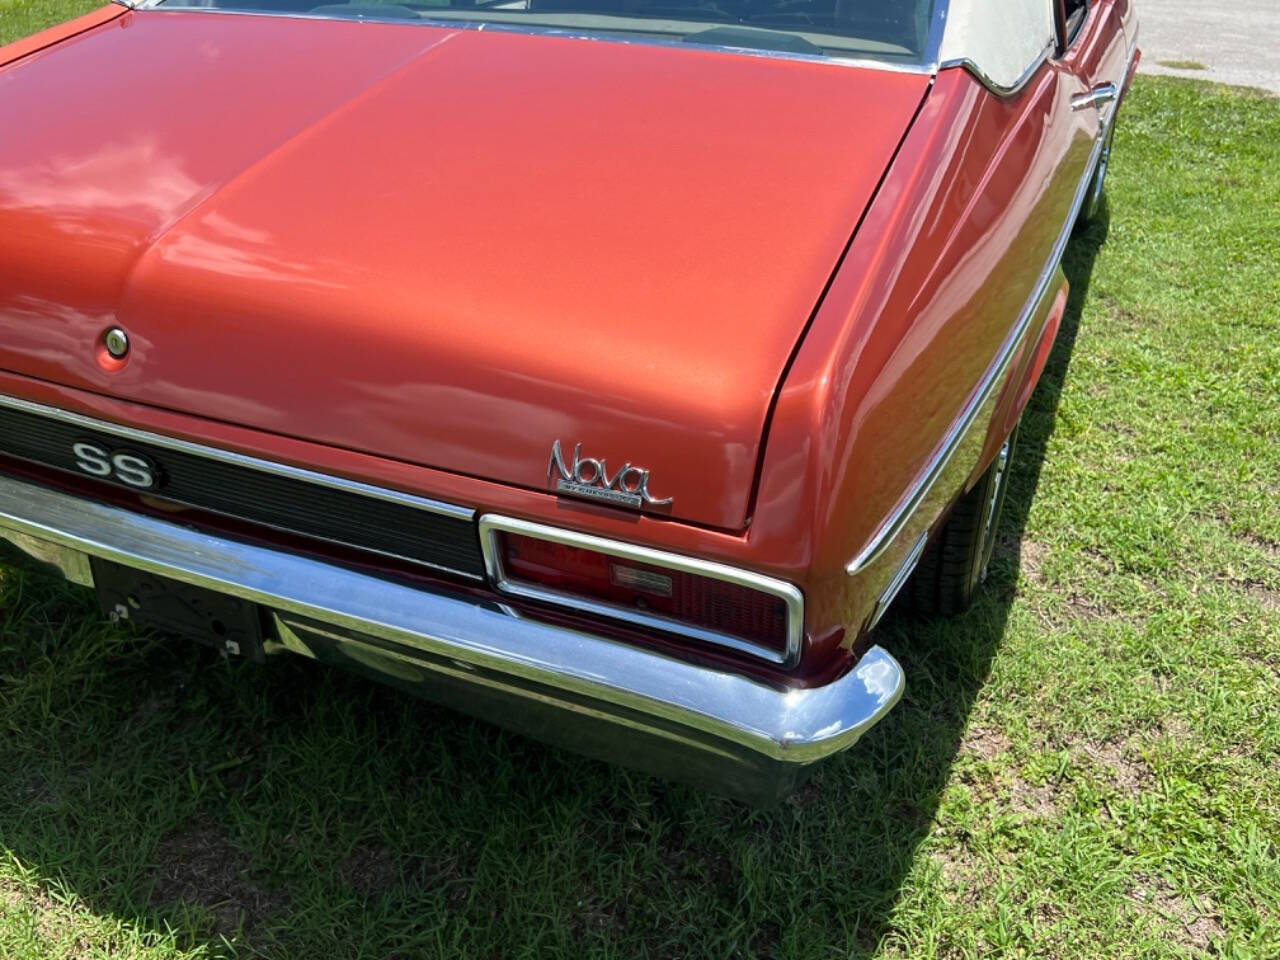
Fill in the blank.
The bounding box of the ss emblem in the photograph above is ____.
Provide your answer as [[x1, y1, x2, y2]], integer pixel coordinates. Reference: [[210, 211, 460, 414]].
[[72, 441, 159, 490]]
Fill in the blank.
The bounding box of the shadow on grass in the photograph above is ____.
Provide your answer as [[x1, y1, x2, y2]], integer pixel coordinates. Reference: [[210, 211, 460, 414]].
[[0, 212, 1108, 958]]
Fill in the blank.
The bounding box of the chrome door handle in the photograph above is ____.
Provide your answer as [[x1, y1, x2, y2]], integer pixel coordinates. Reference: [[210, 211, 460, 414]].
[[1072, 83, 1118, 111]]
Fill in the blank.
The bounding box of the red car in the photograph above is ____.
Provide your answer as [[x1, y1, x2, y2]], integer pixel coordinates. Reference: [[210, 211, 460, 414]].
[[0, 0, 1137, 801]]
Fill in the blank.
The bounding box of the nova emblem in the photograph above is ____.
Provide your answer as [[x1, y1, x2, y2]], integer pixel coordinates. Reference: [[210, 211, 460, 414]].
[[72, 441, 160, 490], [548, 440, 673, 509]]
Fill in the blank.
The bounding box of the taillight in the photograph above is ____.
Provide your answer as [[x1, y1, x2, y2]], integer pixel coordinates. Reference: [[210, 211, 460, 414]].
[[479, 517, 802, 665]]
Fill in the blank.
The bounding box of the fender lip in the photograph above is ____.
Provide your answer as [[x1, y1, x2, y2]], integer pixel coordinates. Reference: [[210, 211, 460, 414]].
[[0, 471, 904, 801]]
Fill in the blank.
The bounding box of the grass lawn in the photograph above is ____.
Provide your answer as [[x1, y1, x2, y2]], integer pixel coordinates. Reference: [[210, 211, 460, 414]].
[[0, 0, 96, 44], [2, 5, 1279, 958]]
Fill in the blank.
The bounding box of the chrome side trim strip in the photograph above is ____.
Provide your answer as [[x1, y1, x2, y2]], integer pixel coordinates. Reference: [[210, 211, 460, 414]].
[[846, 44, 1135, 576], [0, 473, 902, 767], [0, 393, 474, 522], [478, 514, 804, 667], [126, 4, 934, 74], [865, 530, 926, 630]]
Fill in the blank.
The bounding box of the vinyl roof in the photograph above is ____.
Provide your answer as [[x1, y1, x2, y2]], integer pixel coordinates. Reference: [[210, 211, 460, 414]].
[[934, 0, 1055, 92]]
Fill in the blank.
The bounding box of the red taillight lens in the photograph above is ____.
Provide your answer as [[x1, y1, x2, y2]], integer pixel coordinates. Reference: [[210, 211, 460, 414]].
[[497, 532, 791, 653]]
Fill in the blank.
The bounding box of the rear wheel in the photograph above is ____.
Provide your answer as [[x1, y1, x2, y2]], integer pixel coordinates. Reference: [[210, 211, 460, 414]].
[[908, 422, 1019, 617]]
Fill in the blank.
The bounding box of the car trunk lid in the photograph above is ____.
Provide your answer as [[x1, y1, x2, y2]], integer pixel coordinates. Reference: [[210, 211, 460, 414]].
[[0, 11, 928, 528]]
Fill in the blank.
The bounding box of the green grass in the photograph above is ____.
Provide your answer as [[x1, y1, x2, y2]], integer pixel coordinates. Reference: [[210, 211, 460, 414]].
[[1156, 60, 1209, 72], [2, 5, 1279, 955], [0, 0, 97, 45]]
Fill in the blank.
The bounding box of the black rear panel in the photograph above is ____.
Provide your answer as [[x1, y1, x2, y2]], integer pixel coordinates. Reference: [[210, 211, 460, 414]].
[[0, 402, 485, 580]]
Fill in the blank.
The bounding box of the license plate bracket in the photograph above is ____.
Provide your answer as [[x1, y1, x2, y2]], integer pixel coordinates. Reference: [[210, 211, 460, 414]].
[[92, 558, 265, 661]]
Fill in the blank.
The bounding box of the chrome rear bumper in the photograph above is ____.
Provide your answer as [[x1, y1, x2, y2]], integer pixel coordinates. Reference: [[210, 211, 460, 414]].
[[0, 474, 904, 803]]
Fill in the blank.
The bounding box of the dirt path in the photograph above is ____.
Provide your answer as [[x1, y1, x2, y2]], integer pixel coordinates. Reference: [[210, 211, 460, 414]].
[[1138, 0, 1280, 95]]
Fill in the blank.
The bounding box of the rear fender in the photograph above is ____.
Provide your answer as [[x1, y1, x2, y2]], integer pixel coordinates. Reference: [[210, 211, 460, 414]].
[[965, 269, 1069, 490]]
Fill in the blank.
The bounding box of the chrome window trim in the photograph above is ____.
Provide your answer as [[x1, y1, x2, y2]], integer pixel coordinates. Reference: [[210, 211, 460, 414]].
[[115, 0, 1069, 91], [927, 0, 1092, 98], [479, 514, 804, 667], [938, 41, 1054, 97], [922, 0, 948, 69], [116, 2, 935, 74], [846, 40, 1138, 577], [1055, 0, 1090, 54], [0, 393, 475, 523]]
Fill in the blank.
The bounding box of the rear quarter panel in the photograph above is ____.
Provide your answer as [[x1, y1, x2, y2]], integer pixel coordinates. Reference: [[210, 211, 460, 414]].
[[751, 61, 1097, 662]]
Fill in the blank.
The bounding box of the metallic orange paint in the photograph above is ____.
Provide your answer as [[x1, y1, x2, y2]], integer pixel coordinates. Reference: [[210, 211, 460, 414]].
[[0, 3, 1137, 683], [0, 10, 928, 531], [749, 0, 1133, 661]]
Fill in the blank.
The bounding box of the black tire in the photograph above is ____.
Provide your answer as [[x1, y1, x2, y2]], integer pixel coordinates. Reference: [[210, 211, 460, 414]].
[[1076, 121, 1116, 228], [908, 422, 1019, 617]]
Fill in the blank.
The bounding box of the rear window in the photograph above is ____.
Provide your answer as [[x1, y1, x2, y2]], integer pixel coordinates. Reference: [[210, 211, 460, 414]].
[[148, 0, 940, 61]]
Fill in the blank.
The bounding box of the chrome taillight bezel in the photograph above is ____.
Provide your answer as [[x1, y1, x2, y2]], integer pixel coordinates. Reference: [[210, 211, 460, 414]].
[[477, 514, 804, 666]]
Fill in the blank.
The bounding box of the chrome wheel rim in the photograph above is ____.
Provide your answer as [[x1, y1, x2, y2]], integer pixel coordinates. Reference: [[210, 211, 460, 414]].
[[984, 438, 1011, 540], [977, 435, 1013, 583]]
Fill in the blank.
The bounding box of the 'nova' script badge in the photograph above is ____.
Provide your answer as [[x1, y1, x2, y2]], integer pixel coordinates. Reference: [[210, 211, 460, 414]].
[[548, 440, 673, 510]]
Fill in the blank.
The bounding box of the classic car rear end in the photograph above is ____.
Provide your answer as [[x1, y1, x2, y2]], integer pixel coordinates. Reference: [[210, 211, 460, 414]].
[[0, 0, 1136, 801]]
